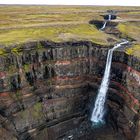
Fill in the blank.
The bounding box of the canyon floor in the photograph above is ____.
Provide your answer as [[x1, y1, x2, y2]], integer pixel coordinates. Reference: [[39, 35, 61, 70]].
[[0, 5, 140, 140]]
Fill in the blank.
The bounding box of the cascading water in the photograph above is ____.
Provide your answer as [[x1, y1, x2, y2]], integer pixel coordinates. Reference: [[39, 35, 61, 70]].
[[91, 40, 129, 125], [101, 21, 107, 30], [101, 14, 112, 30], [108, 14, 111, 21]]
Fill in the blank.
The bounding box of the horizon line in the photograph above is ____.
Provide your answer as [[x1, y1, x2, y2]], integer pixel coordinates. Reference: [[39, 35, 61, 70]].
[[0, 4, 140, 7]]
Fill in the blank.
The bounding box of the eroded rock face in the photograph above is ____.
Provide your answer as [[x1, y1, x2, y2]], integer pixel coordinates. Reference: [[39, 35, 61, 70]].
[[0, 41, 140, 140]]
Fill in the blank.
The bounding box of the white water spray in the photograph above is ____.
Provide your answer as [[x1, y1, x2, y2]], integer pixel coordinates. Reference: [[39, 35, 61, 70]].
[[101, 14, 112, 30], [108, 15, 112, 21], [91, 40, 129, 124]]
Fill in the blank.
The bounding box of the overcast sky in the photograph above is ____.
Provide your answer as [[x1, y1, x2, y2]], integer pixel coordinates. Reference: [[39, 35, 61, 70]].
[[0, 0, 140, 6]]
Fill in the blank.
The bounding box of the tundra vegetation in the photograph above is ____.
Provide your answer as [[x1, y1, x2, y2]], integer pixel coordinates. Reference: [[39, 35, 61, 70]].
[[0, 5, 139, 57]]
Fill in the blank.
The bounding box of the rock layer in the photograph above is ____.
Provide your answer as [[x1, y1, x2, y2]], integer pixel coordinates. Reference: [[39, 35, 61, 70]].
[[0, 41, 140, 140]]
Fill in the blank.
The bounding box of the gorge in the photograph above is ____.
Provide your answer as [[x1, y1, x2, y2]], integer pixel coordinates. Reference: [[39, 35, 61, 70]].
[[101, 14, 112, 30], [0, 6, 140, 140], [0, 40, 140, 140]]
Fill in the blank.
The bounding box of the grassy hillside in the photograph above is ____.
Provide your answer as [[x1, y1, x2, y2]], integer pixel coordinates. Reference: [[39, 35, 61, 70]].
[[0, 5, 140, 57], [0, 6, 107, 45]]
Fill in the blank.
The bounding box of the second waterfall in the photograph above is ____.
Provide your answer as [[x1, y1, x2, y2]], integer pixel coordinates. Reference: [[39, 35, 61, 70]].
[[91, 40, 129, 125]]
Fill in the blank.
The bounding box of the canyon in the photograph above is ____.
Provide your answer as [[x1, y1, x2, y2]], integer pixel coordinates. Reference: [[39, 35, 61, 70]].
[[0, 40, 140, 140], [0, 6, 140, 140]]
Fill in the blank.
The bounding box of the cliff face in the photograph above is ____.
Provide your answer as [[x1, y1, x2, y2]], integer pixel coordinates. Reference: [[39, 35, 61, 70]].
[[0, 41, 140, 140]]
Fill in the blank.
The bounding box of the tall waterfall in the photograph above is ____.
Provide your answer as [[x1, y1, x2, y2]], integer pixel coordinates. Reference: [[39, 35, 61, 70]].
[[101, 14, 111, 30], [91, 40, 129, 125]]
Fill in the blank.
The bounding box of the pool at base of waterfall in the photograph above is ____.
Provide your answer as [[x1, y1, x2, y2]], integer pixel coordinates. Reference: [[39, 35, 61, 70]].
[[57, 117, 122, 140], [92, 120, 105, 128]]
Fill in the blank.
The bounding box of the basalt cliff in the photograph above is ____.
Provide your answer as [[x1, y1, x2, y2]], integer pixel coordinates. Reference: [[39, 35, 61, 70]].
[[0, 40, 140, 140], [0, 6, 140, 140]]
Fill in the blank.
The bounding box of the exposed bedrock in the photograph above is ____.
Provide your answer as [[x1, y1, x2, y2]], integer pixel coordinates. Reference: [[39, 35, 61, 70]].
[[89, 20, 136, 42], [0, 41, 140, 140]]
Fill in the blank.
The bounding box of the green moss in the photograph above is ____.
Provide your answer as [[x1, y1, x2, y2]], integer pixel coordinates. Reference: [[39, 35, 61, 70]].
[[24, 64, 30, 72], [37, 42, 43, 49], [11, 46, 22, 55], [126, 48, 133, 55], [18, 102, 43, 119], [0, 48, 7, 56], [134, 104, 140, 111], [34, 102, 42, 111], [33, 102, 42, 118], [117, 23, 140, 43], [126, 44, 140, 57], [12, 48, 18, 54], [0, 49, 5, 55]]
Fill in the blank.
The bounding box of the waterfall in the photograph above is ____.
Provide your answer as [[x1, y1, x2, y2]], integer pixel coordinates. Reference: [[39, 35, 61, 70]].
[[101, 21, 107, 30], [91, 40, 129, 125], [108, 14, 111, 21], [101, 14, 111, 30]]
